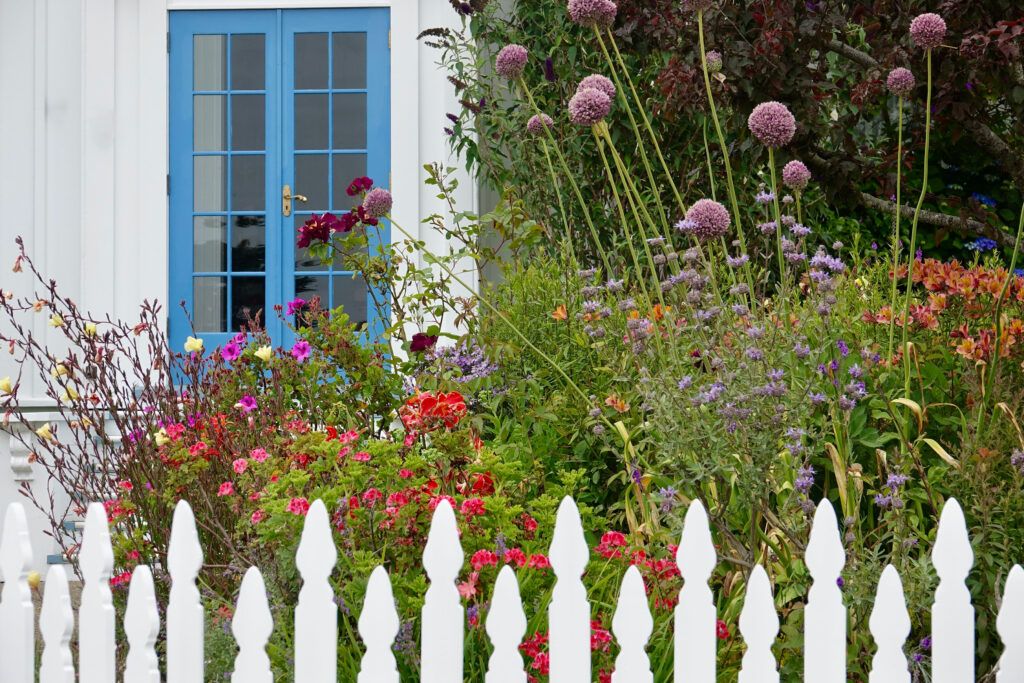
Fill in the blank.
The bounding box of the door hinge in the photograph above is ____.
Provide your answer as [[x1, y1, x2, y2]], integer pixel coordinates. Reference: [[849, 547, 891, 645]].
[[167, 32, 171, 53], [166, 174, 171, 195]]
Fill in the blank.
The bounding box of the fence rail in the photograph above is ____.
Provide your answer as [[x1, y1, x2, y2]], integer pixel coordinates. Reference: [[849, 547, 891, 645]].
[[0, 496, 1020, 682]]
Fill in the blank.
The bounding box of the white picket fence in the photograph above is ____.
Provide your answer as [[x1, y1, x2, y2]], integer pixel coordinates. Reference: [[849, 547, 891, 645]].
[[0, 496, 1021, 682]]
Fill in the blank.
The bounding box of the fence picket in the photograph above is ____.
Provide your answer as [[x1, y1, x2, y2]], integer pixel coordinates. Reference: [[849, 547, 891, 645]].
[[869, 565, 911, 683], [295, 500, 338, 683], [358, 565, 400, 683], [738, 565, 779, 683], [124, 565, 160, 683], [485, 565, 527, 683], [612, 565, 654, 683], [996, 564, 1024, 683], [804, 500, 846, 683], [674, 499, 716, 683], [549, 495, 591, 682], [421, 499, 464, 683], [932, 498, 974, 683], [79, 502, 116, 683], [167, 500, 204, 683], [232, 567, 273, 683], [0, 503, 34, 683], [39, 565, 75, 683]]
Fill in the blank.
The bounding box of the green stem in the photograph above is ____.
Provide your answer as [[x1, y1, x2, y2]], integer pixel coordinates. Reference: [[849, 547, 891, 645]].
[[540, 139, 578, 268], [887, 96, 905, 361], [767, 147, 788, 321], [982, 201, 1024, 425]]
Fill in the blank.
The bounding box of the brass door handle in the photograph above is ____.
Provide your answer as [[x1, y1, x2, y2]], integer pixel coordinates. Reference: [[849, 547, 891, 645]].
[[282, 185, 308, 217]]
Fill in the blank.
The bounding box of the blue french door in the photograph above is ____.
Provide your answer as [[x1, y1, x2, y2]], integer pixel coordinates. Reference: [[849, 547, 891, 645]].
[[169, 9, 390, 352]]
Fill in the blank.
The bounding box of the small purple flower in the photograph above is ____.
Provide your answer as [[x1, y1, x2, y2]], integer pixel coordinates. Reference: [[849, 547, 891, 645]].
[[544, 57, 557, 82], [747, 101, 797, 148], [836, 576, 845, 588], [578, 74, 616, 100], [782, 160, 811, 191], [291, 340, 312, 362], [236, 395, 257, 413], [287, 298, 306, 316], [683, 199, 731, 241], [495, 44, 528, 80], [705, 50, 723, 73], [836, 339, 850, 357], [887, 67, 916, 97], [910, 13, 946, 50], [363, 187, 393, 218], [221, 341, 242, 363], [568, 87, 612, 126], [527, 113, 554, 136]]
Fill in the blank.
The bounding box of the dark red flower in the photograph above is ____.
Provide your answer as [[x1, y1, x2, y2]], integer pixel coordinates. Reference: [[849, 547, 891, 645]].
[[346, 176, 374, 196], [296, 212, 342, 248], [410, 332, 439, 353]]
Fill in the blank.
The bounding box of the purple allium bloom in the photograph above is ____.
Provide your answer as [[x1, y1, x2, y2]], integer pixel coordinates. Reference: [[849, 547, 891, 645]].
[[221, 341, 242, 363], [291, 340, 312, 362], [782, 194, 794, 204], [568, 87, 612, 126], [286, 298, 306, 316], [782, 160, 812, 191], [910, 13, 947, 50], [567, 0, 617, 28], [578, 74, 616, 100], [887, 67, 916, 97], [683, 198, 731, 241], [682, 0, 714, 11], [236, 395, 257, 413], [362, 188, 393, 218], [705, 50, 723, 73], [747, 101, 797, 148], [526, 113, 554, 136], [495, 44, 528, 80]]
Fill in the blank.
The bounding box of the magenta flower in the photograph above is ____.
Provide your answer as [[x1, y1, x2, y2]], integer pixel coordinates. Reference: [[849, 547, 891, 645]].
[[705, 50, 723, 74], [683, 199, 731, 241], [886, 67, 916, 97], [747, 101, 796, 148], [235, 395, 257, 413], [568, 87, 611, 126], [782, 160, 812, 191], [221, 341, 242, 363], [363, 187, 393, 218], [495, 44, 528, 80], [910, 13, 946, 50], [526, 113, 554, 136], [567, 0, 617, 28], [578, 74, 616, 100], [286, 298, 306, 316], [292, 340, 312, 362], [217, 482, 234, 497]]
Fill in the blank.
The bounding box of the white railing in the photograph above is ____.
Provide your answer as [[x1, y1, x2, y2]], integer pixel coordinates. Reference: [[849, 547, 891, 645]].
[[0, 496, 1021, 682]]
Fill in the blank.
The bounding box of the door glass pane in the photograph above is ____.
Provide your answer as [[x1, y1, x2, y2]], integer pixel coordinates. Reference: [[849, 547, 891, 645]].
[[232, 276, 266, 329], [231, 95, 265, 151], [294, 94, 329, 150], [295, 154, 329, 209], [231, 34, 265, 90], [194, 35, 227, 90], [334, 275, 368, 327], [332, 33, 367, 89], [194, 156, 227, 211], [332, 93, 367, 149], [194, 276, 227, 332], [194, 217, 227, 272], [294, 33, 328, 89], [331, 154, 368, 209], [231, 155, 265, 211], [232, 215, 266, 272], [295, 275, 329, 308], [295, 214, 325, 271], [194, 95, 227, 151]]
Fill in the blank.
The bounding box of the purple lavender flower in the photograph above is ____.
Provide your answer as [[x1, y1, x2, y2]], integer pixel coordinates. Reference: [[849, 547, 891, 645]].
[[795, 464, 815, 494], [747, 101, 797, 148], [495, 44, 528, 80], [727, 253, 749, 267], [568, 87, 612, 126], [578, 74, 616, 100], [910, 13, 946, 50], [887, 67, 916, 97], [782, 160, 812, 191], [658, 486, 679, 513], [836, 339, 850, 357], [755, 190, 775, 205]]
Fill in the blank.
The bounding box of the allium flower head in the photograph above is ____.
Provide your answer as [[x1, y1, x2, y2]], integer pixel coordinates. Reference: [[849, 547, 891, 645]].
[[705, 50, 723, 74], [782, 160, 812, 191], [747, 101, 796, 148], [683, 199, 731, 241], [495, 44, 528, 80], [682, 0, 714, 12], [362, 188, 393, 218], [578, 74, 616, 100], [568, 87, 612, 126], [567, 0, 617, 28], [887, 67, 916, 97], [526, 113, 554, 135], [910, 13, 946, 50]]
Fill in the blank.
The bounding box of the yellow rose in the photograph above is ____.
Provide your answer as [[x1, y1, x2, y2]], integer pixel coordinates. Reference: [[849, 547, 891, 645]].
[[48, 313, 64, 328], [35, 423, 54, 441], [184, 336, 204, 353], [27, 570, 40, 590], [154, 429, 170, 446], [50, 364, 68, 378], [60, 386, 79, 402], [254, 345, 273, 362], [0, 377, 11, 395], [84, 322, 97, 337]]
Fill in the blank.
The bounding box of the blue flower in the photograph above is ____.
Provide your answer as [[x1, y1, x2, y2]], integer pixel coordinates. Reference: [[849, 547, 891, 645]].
[[966, 237, 998, 252], [970, 192, 997, 208]]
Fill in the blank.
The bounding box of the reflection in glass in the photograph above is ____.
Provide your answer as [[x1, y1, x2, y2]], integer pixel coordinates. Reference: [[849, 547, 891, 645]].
[[194, 95, 227, 151], [294, 33, 328, 89], [193, 35, 226, 90], [332, 93, 367, 149], [294, 275, 330, 308], [294, 94, 329, 150], [193, 217, 227, 272], [194, 276, 227, 332], [194, 156, 226, 211], [232, 215, 266, 272], [295, 214, 326, 271], [334, 274, 369, 328], [231, 95, 265, 151], [231, 34, 265, 90], [331, 154, 368, 209], [295, 154, 329, 209], [231, 155, 265, 211], [232, 276, 266, 330], [332, 33, 367, 89]]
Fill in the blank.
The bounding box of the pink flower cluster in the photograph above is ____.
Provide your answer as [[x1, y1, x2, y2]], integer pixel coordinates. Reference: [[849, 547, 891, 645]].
[[567, 0, 617, 28]]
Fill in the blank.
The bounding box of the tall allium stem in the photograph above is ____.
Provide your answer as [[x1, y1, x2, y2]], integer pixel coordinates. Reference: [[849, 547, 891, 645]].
[[767, 148, 788, 320], [887, 96, 905, 361], [517, 77, 614, 276], [540, 139, 578, 268], [902, 50, 933, 397]]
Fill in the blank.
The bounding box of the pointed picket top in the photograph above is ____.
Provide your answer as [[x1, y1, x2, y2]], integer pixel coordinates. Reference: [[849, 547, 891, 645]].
[[0, 503, 34, 683], [295, 500, 338, 683], [931, 497, 974, 683], [675, 499, 716, 683], [39, 565, 75, 683], [124, 566, 160, 683], [358, 566, 400, 683], [868, 565, 911, 683], [485, 566, 528, 683], [738, 565, 779, 683], [612, 565, 654, 683], [231, 567, 273, 683], [549, 496, 591, 683], [79, 502, 116, 683], [168, 500, 204, 683], [421, 498, 464, 683], [804, 499, 846, 683], [996, 564, 1024, 683], [932, 498, 973, 580]]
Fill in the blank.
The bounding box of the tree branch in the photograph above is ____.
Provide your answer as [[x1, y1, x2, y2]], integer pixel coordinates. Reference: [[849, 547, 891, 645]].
[[858, 192, 1014, 246], [827, 39, 879, 69], [962, 119, 1024, 188]]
